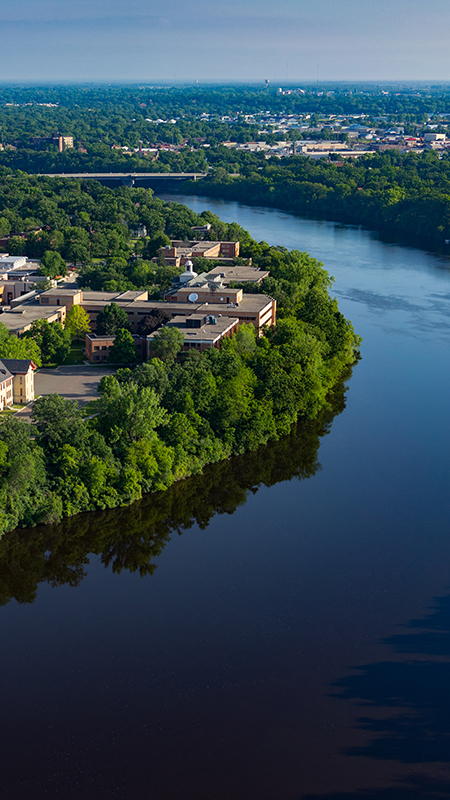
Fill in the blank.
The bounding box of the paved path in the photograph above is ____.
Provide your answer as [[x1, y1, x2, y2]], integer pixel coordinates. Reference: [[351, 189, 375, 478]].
[[15, 365, 114, 420]]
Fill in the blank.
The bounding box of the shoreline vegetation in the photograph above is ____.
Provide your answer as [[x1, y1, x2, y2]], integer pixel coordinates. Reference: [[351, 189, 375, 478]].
[[0, 172, 360, 537], [171, 150, 450, 253], [0, 370, 351, 606]]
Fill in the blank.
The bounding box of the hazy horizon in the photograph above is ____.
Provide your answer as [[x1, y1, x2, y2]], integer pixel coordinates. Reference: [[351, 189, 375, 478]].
[[1, 0, 449, 84]]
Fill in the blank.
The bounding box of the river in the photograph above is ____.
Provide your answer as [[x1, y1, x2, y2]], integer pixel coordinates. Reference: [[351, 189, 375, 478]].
[[1, 196, 450, 800]]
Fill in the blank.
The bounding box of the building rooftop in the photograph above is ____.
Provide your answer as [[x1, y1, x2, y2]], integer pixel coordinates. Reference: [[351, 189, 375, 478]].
[[0, 361, 13, 383], [149, 314, 239, 345], [81, 290, 148, 303], [207, 265, 270, 284], [0, 303, 65, 334], [1, 358, 35, 373]]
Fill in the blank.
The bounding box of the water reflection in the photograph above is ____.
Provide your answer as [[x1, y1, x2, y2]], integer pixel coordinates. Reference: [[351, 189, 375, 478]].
[[0, 372, 351, 608], [304, 594, 450, 799]]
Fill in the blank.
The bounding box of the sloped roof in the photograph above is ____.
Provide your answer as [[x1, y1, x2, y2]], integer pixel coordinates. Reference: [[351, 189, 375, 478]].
[[1, 359, 36, 374], [0, 361, 13, 383]]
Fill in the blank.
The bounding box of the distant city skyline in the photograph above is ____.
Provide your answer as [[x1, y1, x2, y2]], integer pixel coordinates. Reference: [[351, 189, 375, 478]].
[[1, 0, 449, 83]]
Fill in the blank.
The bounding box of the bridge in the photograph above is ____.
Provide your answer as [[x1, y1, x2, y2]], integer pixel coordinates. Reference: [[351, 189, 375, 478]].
[[38, 172, 207, 187]]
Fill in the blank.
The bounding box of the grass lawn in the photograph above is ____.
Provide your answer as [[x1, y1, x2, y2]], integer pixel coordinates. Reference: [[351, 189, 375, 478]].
[[61, 343, 85, 366], [0, 404, 27, 417]]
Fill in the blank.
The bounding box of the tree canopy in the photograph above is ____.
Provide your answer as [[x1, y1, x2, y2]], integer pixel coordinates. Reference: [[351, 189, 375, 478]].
[[96, 303, 131, 335]]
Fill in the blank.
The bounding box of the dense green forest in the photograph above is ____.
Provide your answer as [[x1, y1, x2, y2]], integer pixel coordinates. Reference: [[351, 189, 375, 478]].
[[0, 169, 360, 535], [2, 84, 450, 250], [0, 373, 350, 606]]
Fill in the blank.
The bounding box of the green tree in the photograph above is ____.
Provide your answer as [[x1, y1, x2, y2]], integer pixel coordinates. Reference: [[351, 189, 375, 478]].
[[108, 329, 139, 364], [65, 304, 91, 340], [24, 320, 71, 365], [31, 394, 90, 459], [143, 231, 171, 259], [97, 376, 167, 446], [8, 236, 27, 255], [149, 326, 184, 363], [62, 227, 90, 264], [96, 303, 131, 335], [0, 322, 42, 366], [40, 250, 67, 278]]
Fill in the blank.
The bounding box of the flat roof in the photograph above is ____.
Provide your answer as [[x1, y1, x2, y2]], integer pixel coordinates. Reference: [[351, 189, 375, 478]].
[[149, 315, 239, 344], [0, 304, 64, 332], [81, 290, 148, 303], [40, 288, 81, 297], [207, 265, 270, 283]]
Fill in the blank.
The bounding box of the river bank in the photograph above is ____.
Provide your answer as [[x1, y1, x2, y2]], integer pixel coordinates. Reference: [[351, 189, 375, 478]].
[[165, 174, 450, 255], [1, 196, 450, 799]]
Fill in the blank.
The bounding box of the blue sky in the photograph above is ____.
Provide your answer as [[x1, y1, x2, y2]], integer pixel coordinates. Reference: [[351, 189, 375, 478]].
[[1, 0, 449, 83]]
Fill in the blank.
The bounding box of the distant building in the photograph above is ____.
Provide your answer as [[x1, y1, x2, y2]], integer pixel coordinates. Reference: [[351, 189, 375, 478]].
[[191, 223, 211, 233], [158, 239, 240, 267], [133, 224, 147, 238], [56, 135, 74, 152], [424, 133, 446, 142]]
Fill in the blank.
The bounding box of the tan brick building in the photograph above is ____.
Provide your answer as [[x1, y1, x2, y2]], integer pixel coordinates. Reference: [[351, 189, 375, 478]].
[[148, 314, 239, 357]]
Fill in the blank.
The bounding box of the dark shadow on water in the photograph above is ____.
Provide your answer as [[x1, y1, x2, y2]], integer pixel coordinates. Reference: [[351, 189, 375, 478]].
[[0, 370, 351, 607], [302, 776, 450, 799], [303, 593, 450, 800]]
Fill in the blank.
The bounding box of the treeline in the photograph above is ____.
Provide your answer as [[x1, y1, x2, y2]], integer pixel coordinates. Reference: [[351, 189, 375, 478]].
[[1, 84, 450, 138], [0, 241, 360, 535], [0, 168, 242, 272], [1, 83, 450, 174], [179, 149, 450, 250], [0, 370, 350, 606]]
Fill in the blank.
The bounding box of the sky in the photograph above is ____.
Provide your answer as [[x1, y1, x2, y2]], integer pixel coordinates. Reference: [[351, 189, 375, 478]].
[[1, 0, 450, 83]]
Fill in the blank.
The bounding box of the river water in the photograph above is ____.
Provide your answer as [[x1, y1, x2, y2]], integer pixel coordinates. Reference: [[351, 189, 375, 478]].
[[2, 196, 450, 800]]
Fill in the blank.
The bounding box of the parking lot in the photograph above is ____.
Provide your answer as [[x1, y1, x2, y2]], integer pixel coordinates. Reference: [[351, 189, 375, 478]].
[[16, 365, 114, 420]]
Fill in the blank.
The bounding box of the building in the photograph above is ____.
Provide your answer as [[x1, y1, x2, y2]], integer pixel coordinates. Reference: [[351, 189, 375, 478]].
[[158, 239, 240, 267], [0, 301, 66, 335], [38, 288, 82, 310], [206, 264, 269, 284], [424, 133, 446, 142], [148, 314, 239, 357], [168, 263, 270, 296], [85, 333, 146, 363], [191, 223, 211, 233], [36, 285, 276, 335], [1, 359, 36, 403], [0, 362, 13, 410], [0, 256, 28, 273], [133, 224, 147, 238], [168, 270, 243, 305], [56, 135, 74, 152], [0, 279, 38, 306]]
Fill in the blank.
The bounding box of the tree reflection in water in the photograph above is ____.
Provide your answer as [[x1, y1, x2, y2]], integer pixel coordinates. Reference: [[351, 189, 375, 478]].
[[304, 594, 450, 800], [0, 371, 350, 608]]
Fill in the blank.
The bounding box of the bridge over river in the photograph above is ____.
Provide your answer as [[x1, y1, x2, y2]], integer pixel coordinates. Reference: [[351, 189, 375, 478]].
[[38, 172, 207, 187]]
